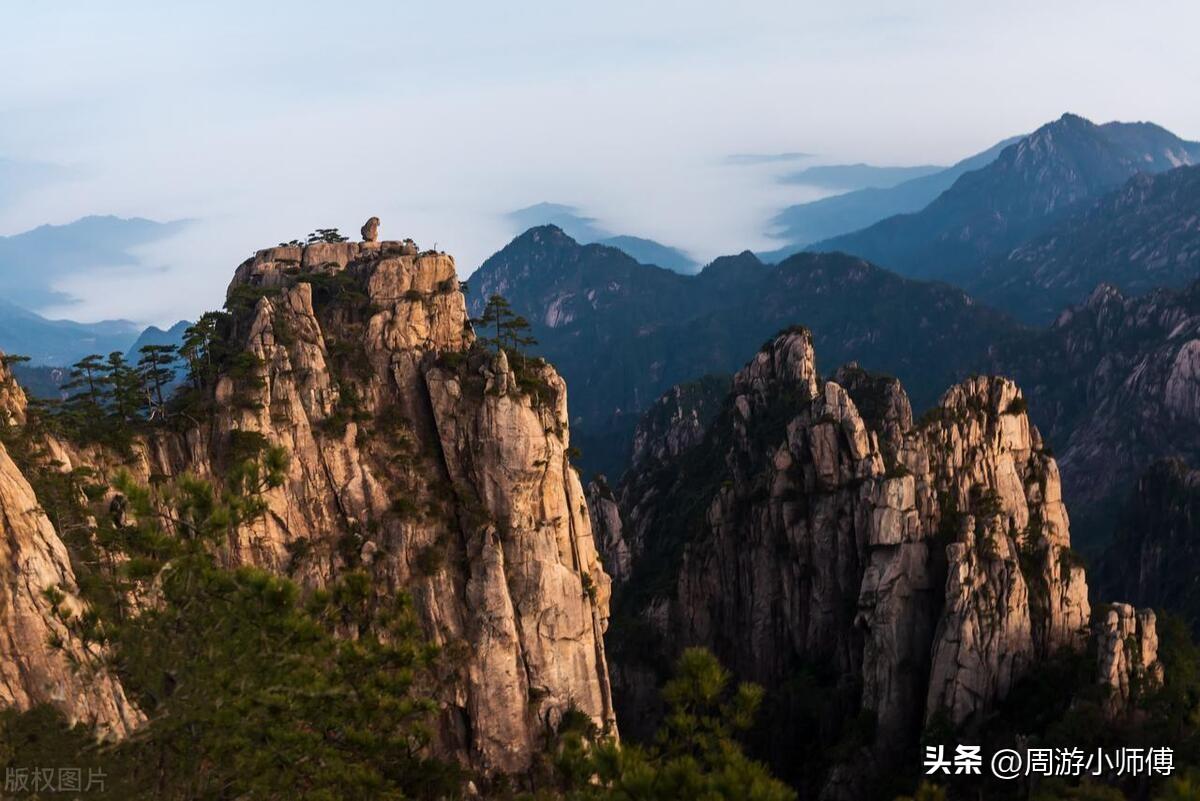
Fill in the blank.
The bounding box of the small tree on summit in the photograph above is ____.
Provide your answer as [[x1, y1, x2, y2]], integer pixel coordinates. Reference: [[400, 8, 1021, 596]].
[[471, 294, 538, 367], [472, 293, 513, 351], [307, 228, 348, 244]]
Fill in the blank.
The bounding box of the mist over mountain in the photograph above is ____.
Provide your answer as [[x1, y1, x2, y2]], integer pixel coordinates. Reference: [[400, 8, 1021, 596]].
[[0, 215, 188, 309], [0, 157, 75, 209], [812, 114, 1200, 282], [0, 297, 140, 365], [761, 136, 1021, 259], [776, 162, 943, 191], [504, 202, 698, 273]]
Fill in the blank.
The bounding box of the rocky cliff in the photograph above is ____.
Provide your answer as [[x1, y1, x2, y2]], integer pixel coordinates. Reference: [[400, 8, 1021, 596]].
[[601, 328, 1153, 796], [0, 359, 141, 738], [990, 280, 1200, 547], [0, 237, 615, 776]]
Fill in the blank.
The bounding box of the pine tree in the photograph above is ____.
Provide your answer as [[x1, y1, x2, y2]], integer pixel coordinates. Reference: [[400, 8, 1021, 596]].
[[502, 313, 537, 369], [471, 293, 513, 351], [105, 352, 142, 422], [179, 312, 229, 390], [136, 344, 179, 419], [61, 354, 109, 408], [549, 648, 796, 801], [307, 228, 348, 243]]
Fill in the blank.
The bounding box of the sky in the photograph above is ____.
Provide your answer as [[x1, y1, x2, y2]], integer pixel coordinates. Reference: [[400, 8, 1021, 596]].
[[2, 0, 1199, 325]]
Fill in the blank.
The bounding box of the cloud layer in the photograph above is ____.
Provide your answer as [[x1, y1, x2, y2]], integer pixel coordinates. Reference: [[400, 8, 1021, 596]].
[[2, 1, 1199, 324]]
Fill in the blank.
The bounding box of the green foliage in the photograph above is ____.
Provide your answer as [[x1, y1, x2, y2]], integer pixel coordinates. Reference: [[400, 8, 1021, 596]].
[[472, 293, 538, 356], [178, 311, 233, 392], [136, 344, 179, 418], [538, 648, 795, 801], [0, 446, 460, 800], [1005, 395, 1029, 415], [307, 227, 348, 243]]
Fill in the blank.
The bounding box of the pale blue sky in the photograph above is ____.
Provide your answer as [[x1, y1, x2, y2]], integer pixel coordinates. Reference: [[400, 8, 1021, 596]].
[[2, 0, 1199, 323]]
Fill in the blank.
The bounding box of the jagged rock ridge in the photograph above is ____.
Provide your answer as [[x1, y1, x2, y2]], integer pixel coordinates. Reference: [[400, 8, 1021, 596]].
[[0, 360, 141, 737], [593, 329, 1154, 796]]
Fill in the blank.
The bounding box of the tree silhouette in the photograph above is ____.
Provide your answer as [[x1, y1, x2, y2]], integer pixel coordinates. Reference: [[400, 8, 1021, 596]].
[[61, 354, 109, 409], [179, 312, 231, 390], [137, 344, 179, 419], [471, 295, 537, 366], [105, 351, 142, 422], [307, 228, 348, 244]]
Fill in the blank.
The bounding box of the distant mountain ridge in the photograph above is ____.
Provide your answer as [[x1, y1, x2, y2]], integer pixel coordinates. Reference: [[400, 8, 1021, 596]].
[[761, 135, 1021, 259], [0, 298, 140, 366], [970, 164, 1200, 323], [776, 162, 943, 191], [125, 319, 191, 360], [504, 202, 698, 273], [468, 225, 1018, 477], [812, 114, 1200, 282], [0, 215, 188, 308]]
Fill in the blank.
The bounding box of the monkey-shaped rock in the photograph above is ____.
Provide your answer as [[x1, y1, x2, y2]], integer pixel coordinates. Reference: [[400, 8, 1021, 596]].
[[361, 216, 380, 242]]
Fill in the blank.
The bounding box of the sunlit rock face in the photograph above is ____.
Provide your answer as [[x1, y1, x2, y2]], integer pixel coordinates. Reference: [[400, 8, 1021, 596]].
[[0, 238, 615, 776]]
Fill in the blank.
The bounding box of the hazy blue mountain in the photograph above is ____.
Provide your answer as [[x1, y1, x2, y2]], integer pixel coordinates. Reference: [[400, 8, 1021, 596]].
[[0, 298, 140, 366], [812, 114, 1200, 282], [505, 203, 609, 243], [9, 363, 68, 399], [594, 235, 696, 274], [125, 319, 191, 360], [971, 165, 1200, 324], [0, 215, 188, 307], [777, 162, 943, 191], [761, 136, 1020, 258], [503, 203, 698, 273]]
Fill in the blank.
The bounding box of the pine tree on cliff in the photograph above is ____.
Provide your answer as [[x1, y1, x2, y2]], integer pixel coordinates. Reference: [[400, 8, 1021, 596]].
[[307, 227, 348, 243], [61, 353, 109, 409], [179, 312, 230, 390], [105, 351, 142, 422], [550, 648, 795, 801], [136, 344, 179, 419], [472, 294, 537, 368], [472, 293, 514, 350]]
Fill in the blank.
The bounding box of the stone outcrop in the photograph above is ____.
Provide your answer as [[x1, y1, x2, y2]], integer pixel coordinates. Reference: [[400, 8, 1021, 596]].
[[361, 216, 380, 242], [604, 328, 1154, 794], [989, 280, 1200, 548], [0, 360, 141, 738], [1095, 604, 1164, 716], [0, 240, 614, 776]]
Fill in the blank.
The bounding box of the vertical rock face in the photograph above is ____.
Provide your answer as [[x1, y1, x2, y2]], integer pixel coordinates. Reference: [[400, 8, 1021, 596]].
[[1095, 604, 1164, 717], [606, 328, 1153, 791], [0, 241, 615, 776], [205, 242, 614, 772], [0, 361, 141, 738]]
